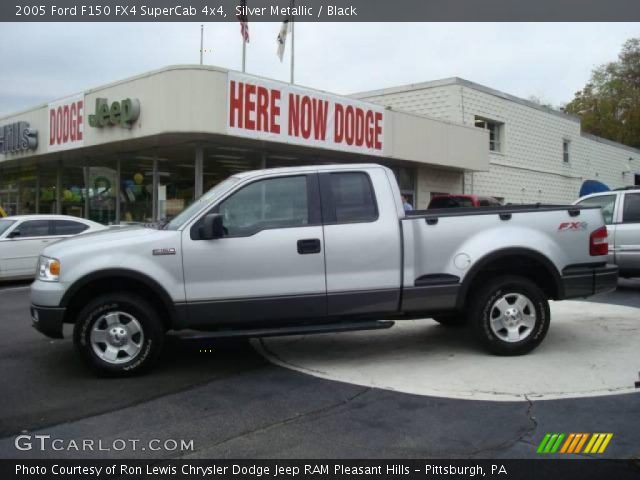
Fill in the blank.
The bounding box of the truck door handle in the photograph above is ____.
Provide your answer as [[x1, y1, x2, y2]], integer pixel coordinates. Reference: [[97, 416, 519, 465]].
[[297, 238, 321, 254]]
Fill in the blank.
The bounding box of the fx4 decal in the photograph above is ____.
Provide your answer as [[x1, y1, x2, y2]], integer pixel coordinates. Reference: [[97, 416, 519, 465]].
[[558, 222, 588, 231]]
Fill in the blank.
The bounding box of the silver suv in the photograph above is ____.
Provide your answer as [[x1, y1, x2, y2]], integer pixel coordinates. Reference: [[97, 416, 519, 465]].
[[574, 188, 640, 277]]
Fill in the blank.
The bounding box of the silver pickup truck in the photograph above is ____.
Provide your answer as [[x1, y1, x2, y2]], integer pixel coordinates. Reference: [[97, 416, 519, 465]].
[[574, 188, 640, 278], [30, 164, 618, 375]]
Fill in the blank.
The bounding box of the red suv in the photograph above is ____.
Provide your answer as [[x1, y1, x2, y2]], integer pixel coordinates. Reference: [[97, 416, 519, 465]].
[[428, 194, 502, 209]]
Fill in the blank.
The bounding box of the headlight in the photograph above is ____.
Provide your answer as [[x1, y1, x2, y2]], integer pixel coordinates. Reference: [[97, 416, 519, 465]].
[[37, 256, 61, 282]]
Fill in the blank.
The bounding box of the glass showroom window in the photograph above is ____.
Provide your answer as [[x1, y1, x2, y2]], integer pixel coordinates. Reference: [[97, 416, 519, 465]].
[[203, 146, 261, 192], [158, 157, 195, 223], [0, 165, 37, 216], [474, 117, 503, 152], [0, 167, 18, 216], [85, 156, 118, 224], [390, 166, 416, 208], [60, 161, 86, 218], [38, 162, 59, 215], [120, 157, 154, 224]]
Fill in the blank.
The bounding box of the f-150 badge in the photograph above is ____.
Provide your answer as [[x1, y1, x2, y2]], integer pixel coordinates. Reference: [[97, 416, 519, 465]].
[[152, 248, 176, 256]]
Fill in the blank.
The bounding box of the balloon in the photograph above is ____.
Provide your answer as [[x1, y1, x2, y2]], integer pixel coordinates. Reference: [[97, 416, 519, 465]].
[[134, 173, 144, 185]]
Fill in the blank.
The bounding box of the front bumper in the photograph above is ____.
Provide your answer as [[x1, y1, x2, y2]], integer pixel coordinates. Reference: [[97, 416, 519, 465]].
[[561, 263, 619, 299], [31, 305, 66, 339]]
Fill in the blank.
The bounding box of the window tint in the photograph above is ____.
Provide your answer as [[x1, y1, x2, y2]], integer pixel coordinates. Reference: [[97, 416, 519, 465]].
[[576, 194, 616, 224], [328, 172, 377, 223], [16, 220, 50, 237], [52, 220, 89, 235], [218, 176, 309, 236], [622, 193, 640, 223], [429, 197, 474, 208], [0, 220, 16, 236]]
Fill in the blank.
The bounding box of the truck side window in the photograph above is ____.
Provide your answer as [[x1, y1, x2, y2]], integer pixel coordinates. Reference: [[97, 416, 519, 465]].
[[217, 175, 309, 237], [576, 194, 616, 224], [622, 193, 640, 223], [327, 172, 378, 223]]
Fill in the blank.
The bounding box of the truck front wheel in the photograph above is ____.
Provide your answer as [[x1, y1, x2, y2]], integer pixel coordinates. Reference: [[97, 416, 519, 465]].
[[469, 275, 550, 355], [73, 293, 165, 375]]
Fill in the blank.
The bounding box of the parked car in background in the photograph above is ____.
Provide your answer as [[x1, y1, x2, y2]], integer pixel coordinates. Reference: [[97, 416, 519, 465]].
[[574, 188, 640, 277], [0, 215, 105, 281], [428, 194, 502, 209]]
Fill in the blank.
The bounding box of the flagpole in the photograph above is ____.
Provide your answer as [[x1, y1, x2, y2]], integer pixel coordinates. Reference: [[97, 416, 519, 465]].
[[290, 17, 295, 83], [242, 39, 246, 72], [199, 24, 203, 65]]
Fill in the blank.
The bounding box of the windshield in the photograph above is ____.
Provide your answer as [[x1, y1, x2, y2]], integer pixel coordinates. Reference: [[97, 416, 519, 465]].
[[0, 219, 16, 236], [165, 177, 241, 230]]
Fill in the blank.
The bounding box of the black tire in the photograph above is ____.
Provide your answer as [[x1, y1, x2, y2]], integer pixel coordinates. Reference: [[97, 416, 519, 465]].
[[432, 314, 467, 327], [73, 293, 165, 376], [469, 275, 550, 356]]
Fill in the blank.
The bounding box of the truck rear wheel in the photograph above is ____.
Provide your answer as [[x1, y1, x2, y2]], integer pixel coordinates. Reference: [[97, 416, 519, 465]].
[[469, 275, 550, 355], [73, 293, 164, 376]]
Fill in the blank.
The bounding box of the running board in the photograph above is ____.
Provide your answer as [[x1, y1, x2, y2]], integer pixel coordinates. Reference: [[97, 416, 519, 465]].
[[177, 320, 395, 340]]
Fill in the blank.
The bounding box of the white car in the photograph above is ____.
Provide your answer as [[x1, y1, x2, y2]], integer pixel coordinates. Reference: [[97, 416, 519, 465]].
[[0, 215, 105, 281]]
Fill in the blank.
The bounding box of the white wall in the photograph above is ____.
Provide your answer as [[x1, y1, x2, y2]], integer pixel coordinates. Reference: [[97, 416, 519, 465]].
[[359, 79, 640, 204]]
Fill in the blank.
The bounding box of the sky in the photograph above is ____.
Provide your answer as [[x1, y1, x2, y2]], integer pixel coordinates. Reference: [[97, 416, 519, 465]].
[[1, 22, 639, 116]]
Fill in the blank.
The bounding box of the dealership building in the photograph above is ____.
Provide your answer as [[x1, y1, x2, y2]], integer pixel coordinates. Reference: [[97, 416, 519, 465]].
[[0, 65, 638, 223], [355, 78, 640, 203]]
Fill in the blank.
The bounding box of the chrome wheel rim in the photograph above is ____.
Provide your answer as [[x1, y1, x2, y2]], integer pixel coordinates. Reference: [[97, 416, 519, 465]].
[[489, 293, 537, 343], [90, 311, 144, 364]]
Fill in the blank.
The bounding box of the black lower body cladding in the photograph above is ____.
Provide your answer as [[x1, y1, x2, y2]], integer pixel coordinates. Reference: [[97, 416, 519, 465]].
[[561, 264, 618, 299], [31, 305, 66, 339]]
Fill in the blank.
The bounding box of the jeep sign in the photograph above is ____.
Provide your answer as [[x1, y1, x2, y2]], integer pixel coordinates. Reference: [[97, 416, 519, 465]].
[[88, 98, 140, 128]]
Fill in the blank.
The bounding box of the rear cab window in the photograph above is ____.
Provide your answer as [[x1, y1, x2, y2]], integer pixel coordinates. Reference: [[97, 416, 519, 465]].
[[321, 172, 378, 223]]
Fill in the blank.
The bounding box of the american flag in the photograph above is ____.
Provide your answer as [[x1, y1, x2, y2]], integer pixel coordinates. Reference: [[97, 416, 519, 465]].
[[237, 0, 249, 43]]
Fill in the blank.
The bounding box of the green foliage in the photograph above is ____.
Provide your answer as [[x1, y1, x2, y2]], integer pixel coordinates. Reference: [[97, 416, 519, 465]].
[[565, 38, 640, 148]]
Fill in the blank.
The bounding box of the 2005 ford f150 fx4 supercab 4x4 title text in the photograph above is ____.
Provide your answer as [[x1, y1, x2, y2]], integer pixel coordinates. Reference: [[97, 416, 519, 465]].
[[30, 164, 618, 375]]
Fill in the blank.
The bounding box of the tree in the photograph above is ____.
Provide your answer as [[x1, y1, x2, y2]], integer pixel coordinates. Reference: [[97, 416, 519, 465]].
[[565, 38, 640, 148]]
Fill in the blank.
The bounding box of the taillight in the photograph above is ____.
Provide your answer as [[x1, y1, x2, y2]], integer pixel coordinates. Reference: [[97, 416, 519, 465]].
[[590, 226, 608, 256]]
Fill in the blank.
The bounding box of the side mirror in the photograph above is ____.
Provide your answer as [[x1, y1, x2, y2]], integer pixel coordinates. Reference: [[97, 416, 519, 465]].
[[199, 213, 225, 240], [8, 230, 20, 239]]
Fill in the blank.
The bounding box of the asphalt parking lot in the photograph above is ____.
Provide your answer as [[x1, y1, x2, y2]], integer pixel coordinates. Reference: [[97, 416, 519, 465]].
[[0, 280, 638, 459]]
